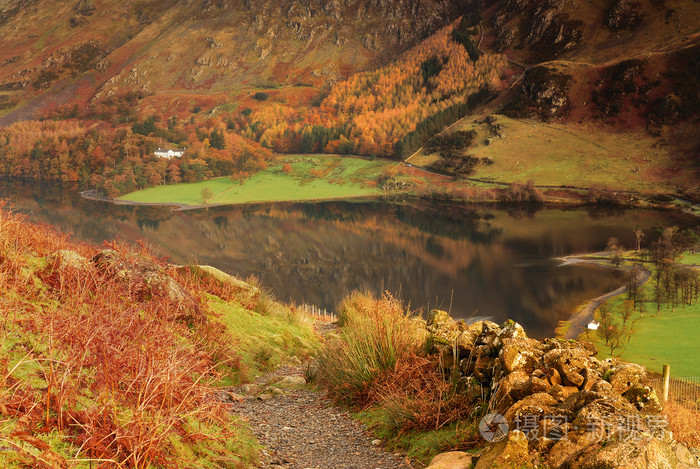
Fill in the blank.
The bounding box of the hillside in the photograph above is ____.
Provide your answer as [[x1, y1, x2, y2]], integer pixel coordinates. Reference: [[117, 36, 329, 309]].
[[0, 0, 698, 202], [0, 204, 320, 467], [409, 0, 700, 199], [0, 0, 469, 123]]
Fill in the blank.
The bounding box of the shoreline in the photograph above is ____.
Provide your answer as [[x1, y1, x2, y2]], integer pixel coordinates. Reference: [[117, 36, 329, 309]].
[[80, 189, 390, 211], [81, 186, 700, 216], [556, 253, 651, 340]]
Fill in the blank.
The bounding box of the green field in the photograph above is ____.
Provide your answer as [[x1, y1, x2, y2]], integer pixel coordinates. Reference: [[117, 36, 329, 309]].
[[583, 261, 700, 377], [119, 155, 396, 205], [679, 252, 700, 266], [408, 114, 693, 194]]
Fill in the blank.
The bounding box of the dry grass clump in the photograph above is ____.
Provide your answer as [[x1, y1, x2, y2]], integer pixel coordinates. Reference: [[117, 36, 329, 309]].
[[376, 357, 473, 433], [665, 400, 700, 448], [0, 204, 252, 467], [319, 292, 477, 438], [318, 292, 425, 405]]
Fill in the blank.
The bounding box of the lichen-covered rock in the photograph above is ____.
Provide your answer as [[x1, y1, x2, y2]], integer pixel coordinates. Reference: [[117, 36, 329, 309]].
[[503, 392, 560, 426], [543, 348, 592, 387], [547, 422, 606, 467], [93, 249, 202, 321], [49, 249, 90, 271], [424, 316, 686, 469], [474, 430, 532, 469], [548, 384, 580, 402], [499, 337, 543, 373], [493, 370, 532, 413], [605, 361, 647, 394], [622, 385, 663, 413], [428, 311, 501, 359], [566, 436, 678, 469]]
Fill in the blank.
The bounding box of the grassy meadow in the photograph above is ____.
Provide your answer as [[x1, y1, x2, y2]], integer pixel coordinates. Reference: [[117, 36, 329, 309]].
[[580, 256, 700, 377], [119, 155, 397, 206], [408, 114, 692, 194]]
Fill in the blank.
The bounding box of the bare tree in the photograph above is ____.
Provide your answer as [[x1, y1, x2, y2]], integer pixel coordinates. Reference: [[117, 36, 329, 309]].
[[201, 187, 214, 204], [620, 299, 634, 325], [634, 229, 645, 252], [606, 237, 624, 266]]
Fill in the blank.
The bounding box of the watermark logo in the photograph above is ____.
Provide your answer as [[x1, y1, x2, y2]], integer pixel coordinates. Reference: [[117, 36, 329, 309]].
[[479, 412, 509, 442]]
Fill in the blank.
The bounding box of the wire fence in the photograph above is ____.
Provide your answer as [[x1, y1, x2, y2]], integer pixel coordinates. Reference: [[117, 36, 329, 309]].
[[648, 376, 700, 411], [300, 303, 338, 323]]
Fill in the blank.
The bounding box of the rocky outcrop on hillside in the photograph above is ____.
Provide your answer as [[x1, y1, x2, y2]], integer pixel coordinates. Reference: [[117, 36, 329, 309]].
[[0, 0, 471, 118], [605, 0, 645, 32], [504, 66, 572, 120], [491, 0, 584, 60], [425, 310, 700, 468]]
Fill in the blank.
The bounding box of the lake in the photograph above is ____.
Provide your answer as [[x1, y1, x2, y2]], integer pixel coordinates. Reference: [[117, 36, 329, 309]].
[[1, 182, 695, 338]]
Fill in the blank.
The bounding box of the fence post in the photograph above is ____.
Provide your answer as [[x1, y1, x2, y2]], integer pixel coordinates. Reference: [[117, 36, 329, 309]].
[[662, 364, 670, 402]]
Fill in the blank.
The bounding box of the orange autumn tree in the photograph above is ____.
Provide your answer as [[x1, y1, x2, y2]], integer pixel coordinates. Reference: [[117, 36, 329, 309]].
[[242, 18, 509, 157]]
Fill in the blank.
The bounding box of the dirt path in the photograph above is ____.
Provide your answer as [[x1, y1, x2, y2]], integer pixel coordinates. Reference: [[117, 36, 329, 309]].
[[231, 365, 411, 469], [563, 258, 651, 339]]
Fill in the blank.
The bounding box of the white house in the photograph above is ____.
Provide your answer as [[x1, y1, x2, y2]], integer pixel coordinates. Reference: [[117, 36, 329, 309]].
[[587, 321, 600, 331], [154, 148, 185, 159]]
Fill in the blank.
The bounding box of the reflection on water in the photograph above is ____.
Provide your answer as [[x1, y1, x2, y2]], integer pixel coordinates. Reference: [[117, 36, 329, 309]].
[[0, 181, 694, 338]]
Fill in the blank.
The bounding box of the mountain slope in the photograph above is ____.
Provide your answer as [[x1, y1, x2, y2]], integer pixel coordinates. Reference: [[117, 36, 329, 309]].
[[0, 0, 470, 123]]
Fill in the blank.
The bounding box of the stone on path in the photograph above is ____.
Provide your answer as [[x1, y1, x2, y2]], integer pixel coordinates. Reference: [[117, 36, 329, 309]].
[[426, 451, 474, 469]]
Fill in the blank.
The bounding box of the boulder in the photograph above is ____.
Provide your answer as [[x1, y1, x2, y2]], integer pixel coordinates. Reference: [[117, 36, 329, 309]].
[[474, 430, 532, 469], [49, 249, 90, 271], [675, 443, 700, 467], [565, 436, 682, 469], [543, 348, 592, 387], [622, 386, 663, 413], [428, 313, 501, 359], [499, 337, 542, 373], [497, 319, 527, 341], [276, 375, 307, 388], [426, 451, 473, 469], [470, 354, 496, 383], [427, 310, 459, 346], [493, 371, 531, 413], [605, 361, 647, 394], [503, 392, 560, 427], [547, 423, 606, 467], [93, 249, 202, 320], [547, 384, 580, 402]]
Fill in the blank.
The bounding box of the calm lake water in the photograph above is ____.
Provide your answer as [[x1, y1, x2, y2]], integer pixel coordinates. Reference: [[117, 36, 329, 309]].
[[1, 182, 695, 338]]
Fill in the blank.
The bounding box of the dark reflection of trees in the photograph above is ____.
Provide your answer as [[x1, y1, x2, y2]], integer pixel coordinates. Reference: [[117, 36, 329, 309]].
[[586, 205, 629, 219], [503, 205, 541, 220], [392, 201, 503, 243]]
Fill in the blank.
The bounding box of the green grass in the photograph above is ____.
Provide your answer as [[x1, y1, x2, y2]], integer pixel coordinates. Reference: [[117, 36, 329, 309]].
[[119, 155, 396, 206], [679, 252, 700, 266], [357, 407, 481, 466], [208, 295, 320, 384], [582, 261, 700, 377], [408, 114, 688, 194]]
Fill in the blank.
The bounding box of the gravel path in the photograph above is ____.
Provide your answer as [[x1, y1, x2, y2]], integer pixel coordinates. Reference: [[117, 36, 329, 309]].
[[231, 366, 412, 469]]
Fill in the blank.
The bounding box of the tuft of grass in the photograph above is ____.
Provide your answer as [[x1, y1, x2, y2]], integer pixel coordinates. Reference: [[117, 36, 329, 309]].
[[357, 408, 482, 466], [318, 292, 425, 404], [207, 297, 319, 384]]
